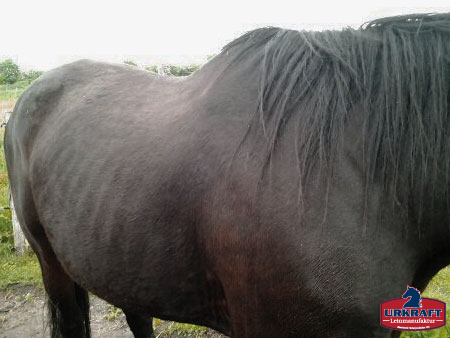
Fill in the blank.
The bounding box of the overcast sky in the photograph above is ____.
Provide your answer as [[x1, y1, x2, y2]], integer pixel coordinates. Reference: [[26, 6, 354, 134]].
[[2, 0, 449, 70]]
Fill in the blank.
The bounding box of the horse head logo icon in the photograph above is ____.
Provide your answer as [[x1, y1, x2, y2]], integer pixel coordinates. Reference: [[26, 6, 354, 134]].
[[402, 285, 422, 308]]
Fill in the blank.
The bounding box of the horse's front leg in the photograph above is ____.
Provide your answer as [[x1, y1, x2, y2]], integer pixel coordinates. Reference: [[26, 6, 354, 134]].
[[123, 311, 155, 338]]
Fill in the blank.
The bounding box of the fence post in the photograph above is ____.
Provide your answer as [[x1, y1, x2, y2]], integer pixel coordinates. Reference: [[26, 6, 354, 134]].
[[9, 191, 30, 254], [3, 109, 30, 255]]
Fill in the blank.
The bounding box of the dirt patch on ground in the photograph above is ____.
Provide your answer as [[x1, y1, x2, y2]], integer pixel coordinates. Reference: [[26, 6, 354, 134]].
[[0, 100, 15, 115], [0, 286, 227, 338]]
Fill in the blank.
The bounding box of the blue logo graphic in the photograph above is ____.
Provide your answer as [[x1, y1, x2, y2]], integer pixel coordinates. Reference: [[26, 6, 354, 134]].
[[402, 286, 422, 308]]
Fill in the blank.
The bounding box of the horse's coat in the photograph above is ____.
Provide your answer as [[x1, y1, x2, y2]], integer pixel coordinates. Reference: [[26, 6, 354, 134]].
[[4, 13, 450, 338]]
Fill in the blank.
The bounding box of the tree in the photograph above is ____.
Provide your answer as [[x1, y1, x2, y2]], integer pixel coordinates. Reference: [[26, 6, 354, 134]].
[[0, 59, 20, 84]]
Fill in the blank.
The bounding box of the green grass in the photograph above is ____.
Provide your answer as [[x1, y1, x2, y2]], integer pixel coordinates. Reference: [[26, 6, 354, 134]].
[[0, 90, 450, 337], [153, 318, 208, 337], [104, 305, 123, 321], [163, 322, 208, 336], [0, 251, 41, 290]]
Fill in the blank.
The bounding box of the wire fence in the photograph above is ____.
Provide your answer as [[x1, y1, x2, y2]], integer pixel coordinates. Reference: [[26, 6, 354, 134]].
[[0, 83, 26, 122]]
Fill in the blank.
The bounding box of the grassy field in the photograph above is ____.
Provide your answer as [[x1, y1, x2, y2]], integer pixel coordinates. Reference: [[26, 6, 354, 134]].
[[0, 88, 449, 337]]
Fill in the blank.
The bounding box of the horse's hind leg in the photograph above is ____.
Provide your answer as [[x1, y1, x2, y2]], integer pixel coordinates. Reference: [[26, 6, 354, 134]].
[[17, 215, 90, 338], [9, 194, 90, 337], [38, 238, 90, 338], [124, 311, 155, 338]]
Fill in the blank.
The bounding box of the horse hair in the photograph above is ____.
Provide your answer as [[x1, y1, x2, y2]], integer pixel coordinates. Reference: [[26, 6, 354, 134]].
[[47, 283, 91, 338], [223, 13, 450, 227]]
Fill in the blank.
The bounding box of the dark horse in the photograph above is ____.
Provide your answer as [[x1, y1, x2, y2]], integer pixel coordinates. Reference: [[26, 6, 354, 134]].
[[4, 13, 450, 338]]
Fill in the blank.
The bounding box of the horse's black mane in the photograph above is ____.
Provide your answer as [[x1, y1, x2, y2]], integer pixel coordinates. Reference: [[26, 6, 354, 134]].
[[222, 13, 450, 227]]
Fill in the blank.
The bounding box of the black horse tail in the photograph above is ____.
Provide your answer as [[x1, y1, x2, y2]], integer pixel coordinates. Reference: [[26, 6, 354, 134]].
[[75, 284, 91, 338], [47, 283, 91, 338]]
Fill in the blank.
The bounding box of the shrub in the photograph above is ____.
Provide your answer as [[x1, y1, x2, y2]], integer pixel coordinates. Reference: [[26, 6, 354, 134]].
[[0, 59, 20, 84], [145, 64, 200, 77]]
